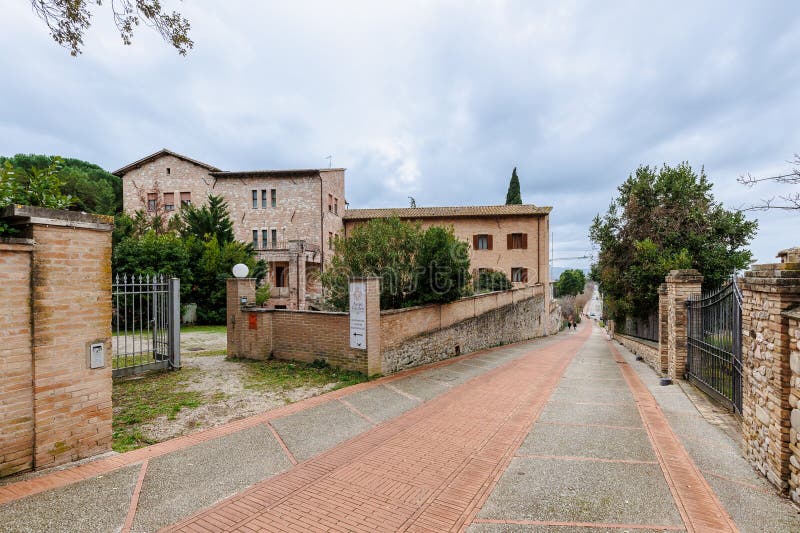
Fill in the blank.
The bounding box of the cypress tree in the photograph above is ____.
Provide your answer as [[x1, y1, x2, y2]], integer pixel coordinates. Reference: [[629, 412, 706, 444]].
[[505, 167, 522, 204]]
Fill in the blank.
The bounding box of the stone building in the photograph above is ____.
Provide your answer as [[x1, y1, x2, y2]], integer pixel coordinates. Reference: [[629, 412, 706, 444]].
[[343, 204, 551, 295], [114, 149, 345, 310]]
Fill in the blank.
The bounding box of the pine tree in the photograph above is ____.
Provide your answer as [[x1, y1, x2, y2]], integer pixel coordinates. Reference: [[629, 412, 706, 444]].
[[505, 167, 522, 204]]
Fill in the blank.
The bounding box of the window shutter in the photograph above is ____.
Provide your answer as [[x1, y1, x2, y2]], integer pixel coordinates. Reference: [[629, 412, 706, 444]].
[[507, 234, 513, 249], [473, 235, 478, 249], [522, 233, 528, 249], [487, 234, 493, 250]]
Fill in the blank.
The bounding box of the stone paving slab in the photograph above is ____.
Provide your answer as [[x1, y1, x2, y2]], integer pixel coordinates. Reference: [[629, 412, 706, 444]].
[[340, 384, 418, 424], [0, 465, 139, 533], [388, 374, 450, 401], [131, 424, 292, 532], [476, 456, 683, 526], [270, 398, 373, 462], [548, 385, 634, 403], [517, 423, 655, 462], [538, 401, 643, 428], [468, 523, 680, 532]]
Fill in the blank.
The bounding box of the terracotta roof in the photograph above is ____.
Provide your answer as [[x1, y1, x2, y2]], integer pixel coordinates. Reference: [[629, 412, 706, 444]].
[[113, 149, 221, 177], [342, 205, 552, 220], [210, 168, 345, 178]]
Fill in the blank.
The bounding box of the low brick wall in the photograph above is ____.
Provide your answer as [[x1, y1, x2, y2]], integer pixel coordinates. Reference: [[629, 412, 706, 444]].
[[614, 333, 661, 375], [382, 293, 545, 374], [228, 281, 547, 376]]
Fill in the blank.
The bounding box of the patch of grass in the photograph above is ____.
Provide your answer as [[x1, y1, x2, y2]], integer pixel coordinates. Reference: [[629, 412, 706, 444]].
[[112, 367, 205, 452], [112, 352, 159, 369], [181, 324, 227, 334], [233, 358, 367, 393], [183, 348, 227, 357]]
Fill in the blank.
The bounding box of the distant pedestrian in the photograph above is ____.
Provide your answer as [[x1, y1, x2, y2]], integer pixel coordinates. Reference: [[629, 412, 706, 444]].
[[565, 321, 571, 331], [572, 320, 577, 330]]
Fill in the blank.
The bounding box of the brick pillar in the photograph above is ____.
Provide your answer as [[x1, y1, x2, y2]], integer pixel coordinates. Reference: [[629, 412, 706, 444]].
[[362, 277, 382, 376], [658, 283, 669, 375], [786, 308, 800, 503], [665, 269, 703, 380], [741, 250, 800, 491], [288, 240, 307, 310], [227, 278, 256, 358]]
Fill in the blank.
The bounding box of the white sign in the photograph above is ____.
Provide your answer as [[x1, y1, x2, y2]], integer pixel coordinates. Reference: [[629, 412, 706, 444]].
[[349, 281, 367, 350], [89, 342, 105, 369]]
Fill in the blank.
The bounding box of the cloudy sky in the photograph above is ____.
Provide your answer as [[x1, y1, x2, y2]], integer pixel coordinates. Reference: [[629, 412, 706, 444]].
[[2, 1, 799, 272]]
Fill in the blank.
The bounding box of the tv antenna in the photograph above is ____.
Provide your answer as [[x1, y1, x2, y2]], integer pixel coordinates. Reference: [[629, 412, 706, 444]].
[[325, 155, 332, 168]]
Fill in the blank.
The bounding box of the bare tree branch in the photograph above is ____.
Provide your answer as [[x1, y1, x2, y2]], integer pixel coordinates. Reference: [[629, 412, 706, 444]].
[[30, 0, 193, 56], [737, 154, 800, 211]]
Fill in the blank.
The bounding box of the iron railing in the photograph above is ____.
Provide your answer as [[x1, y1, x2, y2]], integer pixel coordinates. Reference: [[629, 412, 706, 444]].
[[686, 277, 743, 412], [112, 274, 180, 378]]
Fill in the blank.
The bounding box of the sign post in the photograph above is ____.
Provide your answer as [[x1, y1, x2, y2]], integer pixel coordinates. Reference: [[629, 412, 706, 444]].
[[349, 280, 367, 349]]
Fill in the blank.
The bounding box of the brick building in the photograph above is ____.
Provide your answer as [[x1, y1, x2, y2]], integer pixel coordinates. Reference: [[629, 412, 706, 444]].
[[115, 150, 551, 311], [114, 149, 345, 309], [343, 205, 551, 291]]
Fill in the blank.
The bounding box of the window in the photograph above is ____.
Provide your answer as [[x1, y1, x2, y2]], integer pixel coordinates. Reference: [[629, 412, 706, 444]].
[[163, 192, 175, 212], [328, 194, 333, 212], [261, 189, 267, 209], [328, 232, 334, 250], [147, 192, 157, 212], [511, 267, 528, 283], [252, 230, 259, 249], [334, 198, 338, 215], [271, 229, 278, 248], [275, 266, 287, 287], [180, 192, 191, 207], [262, 230, 269, 249], [507, 233, 527, 250], [252, 190, 258, 209], [473, 234, 492, 250], [271, 189, 277, 208], [166, 167, 171, 175]]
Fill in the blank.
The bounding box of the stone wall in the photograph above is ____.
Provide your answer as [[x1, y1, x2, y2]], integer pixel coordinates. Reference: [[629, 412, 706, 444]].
[[382, 294, 544, 374], [614, 333, 660, 373], [786, 308, 800, 503], [740, 257, 800, 490], [0, 207, 113, 477]]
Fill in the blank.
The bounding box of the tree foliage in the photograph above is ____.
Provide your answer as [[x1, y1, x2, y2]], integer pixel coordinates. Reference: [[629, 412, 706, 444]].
[[113, 193, 265, 324], [477, 269, 512, 292], [0, 154, 121, 215], [0, 157, 74, 235], [320, 218, 472, 311], [30, 0, 193, 56], [555, 269, 586, 297], [590, 162, 757, 320], [505, 167, 522, 205]]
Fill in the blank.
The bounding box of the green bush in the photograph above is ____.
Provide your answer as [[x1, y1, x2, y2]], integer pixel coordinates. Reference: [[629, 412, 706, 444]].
[[477, 269, 512, 292], [255, 284, 271, 306]]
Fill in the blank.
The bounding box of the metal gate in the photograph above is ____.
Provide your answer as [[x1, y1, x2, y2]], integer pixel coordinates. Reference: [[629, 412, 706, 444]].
[[686, 277, 743, 413], [112, 274, 181, 378]]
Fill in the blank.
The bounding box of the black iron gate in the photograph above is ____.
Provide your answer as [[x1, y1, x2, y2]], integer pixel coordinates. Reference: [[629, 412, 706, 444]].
[[112, 274, 181, 378], [686, 278, 743, 413]]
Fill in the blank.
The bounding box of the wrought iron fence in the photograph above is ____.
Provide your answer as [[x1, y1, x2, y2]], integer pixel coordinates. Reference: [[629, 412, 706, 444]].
[[686, 277, 743, 412], [112, 274, 181, 378]]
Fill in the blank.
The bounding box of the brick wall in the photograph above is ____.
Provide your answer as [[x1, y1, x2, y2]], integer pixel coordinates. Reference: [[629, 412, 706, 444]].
[[228, 280, 547, 376], [613, 333, 660, 371], [121, 154, 214, 217], [0, 207, 113, 477], [0, 240, 34, 477], [787, 309, 800, 503]]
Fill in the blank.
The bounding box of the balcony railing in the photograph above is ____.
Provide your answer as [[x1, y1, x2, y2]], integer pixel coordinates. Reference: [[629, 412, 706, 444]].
[[272, 286, 290, 298]]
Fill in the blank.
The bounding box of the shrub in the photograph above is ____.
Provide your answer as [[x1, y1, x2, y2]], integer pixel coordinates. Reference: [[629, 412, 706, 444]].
[[477, 269, 512, 292]]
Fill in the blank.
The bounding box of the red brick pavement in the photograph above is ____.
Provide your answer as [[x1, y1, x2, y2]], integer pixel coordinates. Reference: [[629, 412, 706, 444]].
[[164, 328, 592, 532]]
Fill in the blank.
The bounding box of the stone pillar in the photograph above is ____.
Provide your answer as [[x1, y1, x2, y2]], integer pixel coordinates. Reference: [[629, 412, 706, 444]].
[[741, 250, 800, 491], [360, 277, 382, 376], [288, 240, 307, 310], [227, 278, 256, 358], [786, 308, 800, 503], [657, 283, 669, 375], [665, 269, 703, 380]]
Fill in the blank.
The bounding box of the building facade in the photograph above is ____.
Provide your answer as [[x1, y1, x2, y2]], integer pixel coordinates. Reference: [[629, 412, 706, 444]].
[[342, 205, 551, 296], [115, 150, 551, 312], [114, 149, 345, 310]]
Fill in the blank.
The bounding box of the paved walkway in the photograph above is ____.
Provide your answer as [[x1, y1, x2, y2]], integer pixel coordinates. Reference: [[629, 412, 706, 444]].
[[1, 323, 799, 532]]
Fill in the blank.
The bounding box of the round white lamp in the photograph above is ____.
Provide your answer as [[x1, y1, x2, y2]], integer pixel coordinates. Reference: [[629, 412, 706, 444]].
[[232, 263, 249, 278]]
